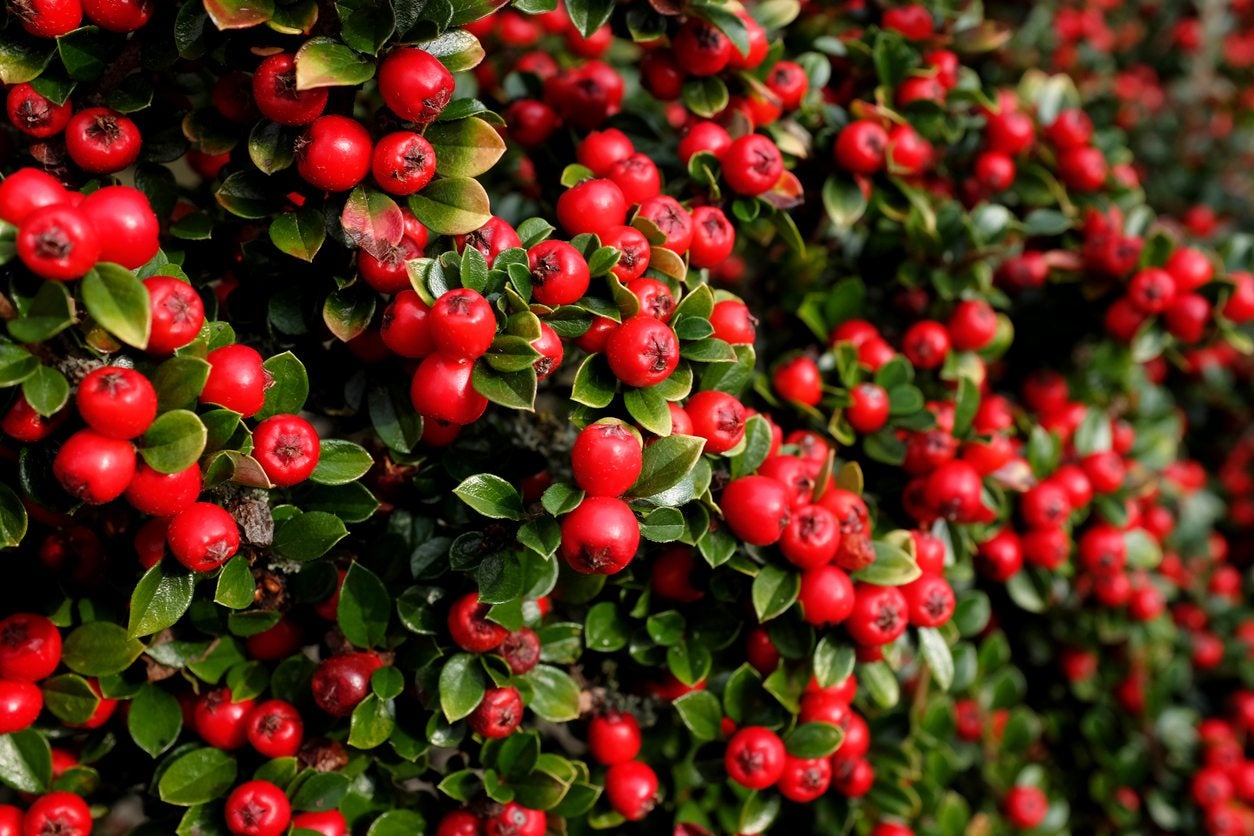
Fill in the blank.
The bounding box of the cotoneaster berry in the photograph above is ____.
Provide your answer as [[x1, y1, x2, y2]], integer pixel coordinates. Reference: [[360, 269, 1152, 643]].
[[378, 47, 455, 125], [725, 726, 786, 790], [0, 168, 69, 224], [76, 366, 157, 440], [723, 134, 784, 196], [721, 476, 791, 545], [6, 83, 71, 138], [528, 240, 591, 306], [144, 276, 205, 354], [468, 686, 523, 738], [167, 502, 239, 572], [64, 107, 141, 174], [556, 178, 628, 236], [54, 429, 136, 504], [21, 792, 91, 836], [311, 652, 382, 717], [201, 344, 268, 418], [685, 390, 746, 454], [571, 421, 643, 497], [560, 496, 640, 574], [17, 204, 100, 281], [252, 414, 321, 487], [80, 185, 160, 269], [588, 710, 642, 765], [225, 780, 291, 836], [372, 131, 436, 196], [292, 811, 349, 836], [410, 354, 489, 425], [83, 0, 153, 31], [252, 53, 328, 125], [124, 462, 202, 517], [13, 0, 83, 38], [606, 760, 658, 821], [606, 316, 679, 387], [448, 592, 509, 653], [0, 613, 60, 682]]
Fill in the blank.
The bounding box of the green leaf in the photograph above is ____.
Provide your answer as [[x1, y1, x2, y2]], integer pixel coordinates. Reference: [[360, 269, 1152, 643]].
[[752, 565, 799, 622], [41, 674, 100, 724], [348, 694, 395, 749], [269, 208, 326, 262], [9, 281, 74, 344], [341, 186, 403, 257], [440, 653, 486, 722], [203, 0, 274, 28], [785, 722, 845, 758], [158, 747, 238, 806], [139, 410, 208, 474], [519, 665, 580, 722], [426, 117, 507, 178], [584, 602, 629, 653], [566, 0, 613, 37], [295, 37, 375, 88], [571, 354, 617, 408], [674, 690, 722, 740], [411, 29, 486, 72], [472, 363, 537, 410], [860, 660, 900, 708], [852, 540, 922, 585], [310, 439, 372, 485], [623, 386, 671, 436], [1074, 408, 1112, 456], [63, 621, 144, 676], [338, 562, 391, 648], [21, 365, 69, 417], [0, 341, 38, 386], [0, 484, 28, 548], [367, 810, 427, 836], [0, 37, 55, 85], [731, 415, 773, 479], [292, 771, 351, 812], [630, 434, 704, 498], [455, 474, 525, 520], [813, 637, 855, 689], [129, 560, 197, 638], [273, 511, 349, 561], [407, 177, 492, 236], [1006, 570, 1046, 613], [153, 357, 211, 412], [257, 351, 309, 419], [682, 76, 729, 119], [542, 483, 584, 517], [822, 175, 867, 230], [639, 507, 685, 542], [214, 556, 254, 610], [0, 729, 50, 793], [323, 284, 376, 343], [918, 626, 954, 690], [368, 383, 422, 454], [249, 120, 295, 174], [129, 684, 183, 757], [82, 263, 152, 349]]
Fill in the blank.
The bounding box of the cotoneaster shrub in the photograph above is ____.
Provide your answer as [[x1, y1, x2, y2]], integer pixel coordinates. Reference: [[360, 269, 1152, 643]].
[[0, 1, 1250, 835]]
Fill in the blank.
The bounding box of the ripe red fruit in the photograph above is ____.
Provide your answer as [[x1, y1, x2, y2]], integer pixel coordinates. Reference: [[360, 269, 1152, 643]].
[[883, 3, 933, 38], [0, 679, 42, 734], [76, 366, 157, 440], [194, 687, 255, 749], [780, 505, 840, 569], [976, 528, 1023, 582], [902, 573, 955, 627], [430, 288, 497, 361], [1022, 526, 1071, 570], [0, 168, 69, 224], [689, 205, 736, 269], [678, 121, 733, 164], [21, 793, 91, 836], [378, 47, 455, 125], [532, 322, 564, 380], [947, 300, 998, 351], [54, 429, 136, 504], [831, 756, 875, 796], [723, 134, 784, 196], [64, 107, 141, 174], [0, 614, 60, 682], [627, 278, 675, 322], [986, 110, 1036, 155], [381, 291, 434, 358], [798, 564, 856, 624], [974, 151, 1016, 192], [436, 811, 482, 836], [1165, 247, 1214, 292], [6, 83, 71, 138], [686, 390, 746, 454], [606, 316, 679, 388], [448, 592, 509, 653], [311, 652, 382, 717], [17, 204, 100, 281], [560, 496, 639, 574], [246, 699, 303, 759], [484, 803, 545, 836], [468, 686, 523, 738], [292, 811, 349, 836], [572, 421, 643, 497], [925, 460, 985, 522], [82, 0, 152, 31], [673, 19, 732, 76], [1044, 109, 1093, 150], [499, 627, 541, 675], [721, 476, 791, 546], [577, 129, 635, 176], [372, 131, 436, 196], [167, 502, 239, 572], [1126, 267, 1177, 315], [253, 414, 321, 487], [601, 225, 651, 283], [636, 195, 694, 254], [588, 710, 642, 765], [609, 153, 662, 204], [1164, 293, 1211, 343], [835, 120, 889, 174], [296, 115, 372, 192], [225, 780, 291, 836], [846, 583, 909, 646], [529, 240, 591, 306], [124, 462, 201, 517], [778, 755, 832, 803], [847, 383, 890, 433], [1081, 450, 1126, 494], [606, 760, 658, 821], [14, 0, 83, 37], [1224, 271, 1254, 322], [709, 299, 755, 345], [80, 185, 160, 269], [767, 60, 810, 110], [252, 53, 328, 125], [244, 617, 303, 662], [887, 124, 932, 174], [902, 320, 951, 369], [144, 276, 205, 355], [410, 355, 488, 425], [725, 726, 786, 790], [774, 355, 823, 406], [201, 344, 268, 417], [1003, 785, 1049, 829], [556, 178, 628, 236], [1057, 146, 1107, 192], [358, 233, 426, 294]]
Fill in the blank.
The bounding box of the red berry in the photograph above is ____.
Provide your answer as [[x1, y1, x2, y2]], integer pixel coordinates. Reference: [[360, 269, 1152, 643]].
[[166, 502, 239, 572], [499, 627, 541, 675], [778, 754, 832, 803], [468, 686, 523, 738], [252, 53, 327, 126], [709, 299, 755, 345], [194, 687, 255, 750], [225, 780, 291, 836], [686, 390, 746, 454], [605, 760, 658, 821], [1164, 293, 1211, 343], [80, 185, 160, 270], [798, 564, 856, 624], [721, 476, 791, 546], [588, 710, 642, 765], [846, 583, 909, 646], [430, 288, 497, 361], [378, 47, 455, 125], [572, 421, 643, 497], [201, 344, 268, 418], [985, 110, 1036, 155], [410, 355, 488, 425], [725, 726, 786, 790], [767, 61, 810, 110], [124, 462, 201, 517], [1165, 247, 1214, 292], [689, 205, 736, 269], [1057, 146, 1107, 192], [902, 320, 951, 369], [292, 811, 348, 836], [82, 0, 152, 31], [54, 429, 136, 504], [947, 300, 998, 350], [358, 233, 426, 294], [144, 276, 205, 355], [311, 652, 382, 717], [454, 216, 519, 268], [976, 528, 1023, 582], [381, 290, 434, 358], [1003, 785, 1049, 829], [448, 592, 509, 653], [606, 316, 679, 388], [14, 0, 82, 37], [883, 4, 933, 38], [296, 115, 372, 192], [774, 356, 823, 406], [0, 614, 60, 682], [673, 19, 732, 76], [64, 107, 141, 174], [636, 195, 693, 254], [556, 178, 627, 237], [17, 204, 100, 281], [245, 699, 303, 759], [847, 383, 890, 433], [678, 121, 733, 165], [1044, 109, 1093, 150], [975, 151, 1016, 192], [0, 168, 69, 225], [627, 278, 676, 322], [529, 240, 591, 306], [723, 134, 784, 196], [76, 366, 157, 440], [902, 573, 955, 627], [531, 322, 564, 380], [601, 225, 651, 283], [253, 414, 320, 487], [0, 679, 42, 734], [835, 120, 889, 174], [21, 792, 91, 836], [609, 153, 662, 204], [577, 129, 635, 176], [372, 131, 436, 196], [436, 811, 481, 836], [484, 804, 545, 836], [6, 83, 71, 138], [560, 496, 640, 574]]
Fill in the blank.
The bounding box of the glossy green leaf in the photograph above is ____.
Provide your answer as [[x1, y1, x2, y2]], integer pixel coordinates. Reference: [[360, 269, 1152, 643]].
[[82, 263, 152, 349]]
